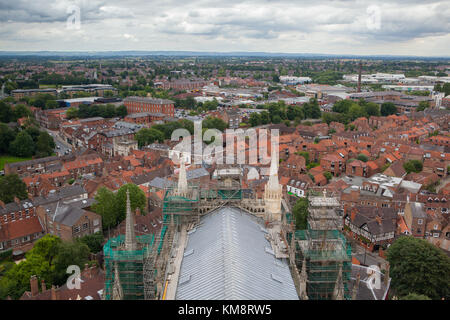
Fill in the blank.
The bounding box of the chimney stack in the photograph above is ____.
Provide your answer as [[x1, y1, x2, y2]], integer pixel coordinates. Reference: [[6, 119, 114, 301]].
[[0, 200, 5, 208], [41, 279, 46, 292], [51, 285, 59, 300], [375, 215, 382, 226], [30, 275, 39, 297]]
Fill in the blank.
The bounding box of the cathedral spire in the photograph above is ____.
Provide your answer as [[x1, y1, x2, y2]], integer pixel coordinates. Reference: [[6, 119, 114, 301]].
[[124, 188, 137, 251], [177, 158, 188, 196]]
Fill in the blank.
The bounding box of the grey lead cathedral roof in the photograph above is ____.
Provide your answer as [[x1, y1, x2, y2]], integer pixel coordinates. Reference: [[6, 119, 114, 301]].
[[175, 207, 298, 300]]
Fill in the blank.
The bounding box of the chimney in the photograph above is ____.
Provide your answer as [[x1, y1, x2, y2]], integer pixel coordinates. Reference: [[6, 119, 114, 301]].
[[13, 196, 21, 204], [0, 200, 4, 208], [351, 208, 357, 221], [135, 207, 141, 216], [41, 279, 46, 292], [375, 215, 382, 226], [84, 263, 91, 279], [51, 285, 59, 300], [351, 188, 360, 200], [30, 275, 39, 297]]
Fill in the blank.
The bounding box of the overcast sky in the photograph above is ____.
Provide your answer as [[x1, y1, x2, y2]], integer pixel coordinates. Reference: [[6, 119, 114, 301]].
[[0, 0, 448, 56]]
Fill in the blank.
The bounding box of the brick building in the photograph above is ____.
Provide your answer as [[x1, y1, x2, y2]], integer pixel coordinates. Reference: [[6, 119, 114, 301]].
[[123, 96, 175, 117]]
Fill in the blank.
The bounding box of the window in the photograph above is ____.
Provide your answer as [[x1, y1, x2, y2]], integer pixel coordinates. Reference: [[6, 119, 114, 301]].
[[434, 224, 439, 230], [418, 219, 423, 225], [82, 223, 88, 231], [93, 219, 99, 226], [10, 213, 15, 221], [73, 226, 80, 233]]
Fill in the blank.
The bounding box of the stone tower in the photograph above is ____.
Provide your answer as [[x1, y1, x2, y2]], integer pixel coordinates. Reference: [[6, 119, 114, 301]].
[[264, 145, 282, 222]]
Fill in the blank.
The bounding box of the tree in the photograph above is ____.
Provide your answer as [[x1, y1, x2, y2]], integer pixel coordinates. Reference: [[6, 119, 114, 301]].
[[36, 131, 55, 157], [0, 101, 13, 123], [51, 241, 90, 285], [65, 107, 78, 119], [386, 237, 450, 300], [403, 160, 423, 174], [297, 151, 310, 165], [380, 102, 397, 116], [45, 100, 58, 110], [323, 171, 332, 182], [0, 123, 16, 153], [13, 104, 32, 120], [348, 104, 367, 121], [400, 293, 431, 300], [304, 99, 321, 119], [249, 113, 261, 127], [116, 105, 127, 117], [0, 174, 28, 204], [417, 101, 430, 112], [24, 125, 41, 142], [77, 232, 105, 254], [357, 154, 368, 162], [362, 102, 380, 117], [292, 198, 309, 230], [202, 117, 228, 131], [272, 115, 281, 124], [92, 187, 118, 230], [260, 111, 270, 124], [332, 99, 353, 114], [135, 127, 165, 147], [0, 235, 61, 299], [9, 131, 35, 157], [115, 184, 147, 224]]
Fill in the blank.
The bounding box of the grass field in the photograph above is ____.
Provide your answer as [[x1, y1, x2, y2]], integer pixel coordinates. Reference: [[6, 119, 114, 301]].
[[0, 155, 32, 171]]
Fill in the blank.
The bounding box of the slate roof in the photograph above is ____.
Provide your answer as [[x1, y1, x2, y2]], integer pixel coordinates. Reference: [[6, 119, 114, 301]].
[[176, 207, 298, 300], [42, 198, 96, 226]]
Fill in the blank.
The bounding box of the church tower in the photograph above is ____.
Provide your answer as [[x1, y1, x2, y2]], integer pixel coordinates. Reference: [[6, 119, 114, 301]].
[[175, 159, 188, 197], [264, 144, 282, 222]]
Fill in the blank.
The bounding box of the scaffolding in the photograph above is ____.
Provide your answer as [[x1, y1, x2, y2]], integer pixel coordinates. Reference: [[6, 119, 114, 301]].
[[103, 234, 155, 300], [104, 173, 247, 300], [289, 196, 352, 300], [162, 185, 199, 215]]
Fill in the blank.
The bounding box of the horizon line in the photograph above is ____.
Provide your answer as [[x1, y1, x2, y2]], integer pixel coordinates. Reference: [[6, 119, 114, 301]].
[[0, 50, 449, 59]]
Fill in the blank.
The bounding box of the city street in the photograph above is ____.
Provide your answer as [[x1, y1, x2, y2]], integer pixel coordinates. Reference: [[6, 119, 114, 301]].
[[44, 128, 72, 156]]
